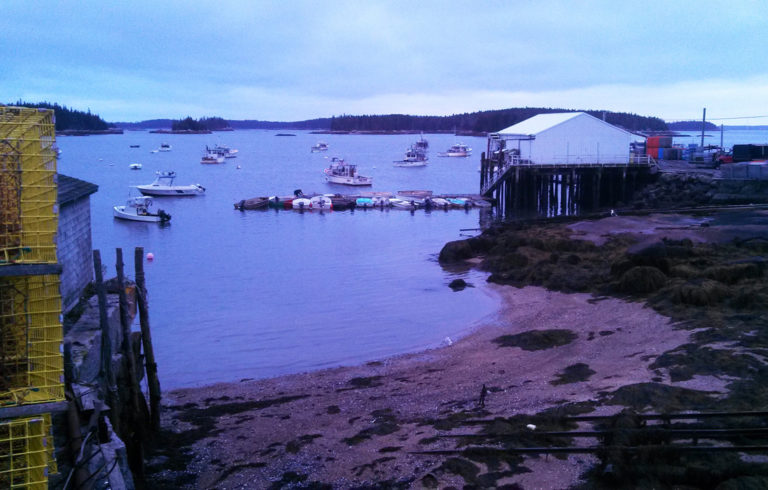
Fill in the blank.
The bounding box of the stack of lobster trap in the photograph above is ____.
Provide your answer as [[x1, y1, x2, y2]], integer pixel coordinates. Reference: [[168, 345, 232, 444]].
[[0, 107, 63, 489]]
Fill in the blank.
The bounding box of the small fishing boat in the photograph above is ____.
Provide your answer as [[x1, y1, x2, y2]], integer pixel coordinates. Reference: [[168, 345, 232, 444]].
[[113, 196, 171, 222], [325, 194, 355, 210], [292, 197, 312, 210], [390, 198, 422, 210], [426, 197, 451, 209], [158, 143, 172, 152], [438, 143, 472, 157], [201, 147, 225, 164], [213, 144, 238, 158], [234, 197, 269, 210], [137, 171, 205, 196], [356, 197, 374, 208], [268, 196, 294, 209], [393, 146, 428, 167], [447, 197, 471, 208], [311, 142, 329, 152], [310, 195, 333, 210], [129, 144, 140, 148], [129, 163, 142, 170], [324, 157, 373, 186]]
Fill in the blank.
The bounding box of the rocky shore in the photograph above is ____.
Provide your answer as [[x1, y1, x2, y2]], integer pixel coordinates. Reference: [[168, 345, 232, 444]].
[[145, 200, 768, 489]]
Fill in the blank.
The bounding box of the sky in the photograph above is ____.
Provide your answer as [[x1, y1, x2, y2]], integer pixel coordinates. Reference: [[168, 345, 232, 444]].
[[3, 0, 768, 124]]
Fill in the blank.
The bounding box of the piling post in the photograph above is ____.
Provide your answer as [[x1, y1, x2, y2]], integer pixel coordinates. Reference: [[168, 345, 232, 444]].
[[93, 250, 118, 425], [116, 248, 147, 483], [135, 246, 162, 432]]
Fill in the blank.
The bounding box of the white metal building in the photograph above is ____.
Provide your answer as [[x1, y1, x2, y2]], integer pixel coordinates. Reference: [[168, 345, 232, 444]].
[[494, 112, 637, 165]]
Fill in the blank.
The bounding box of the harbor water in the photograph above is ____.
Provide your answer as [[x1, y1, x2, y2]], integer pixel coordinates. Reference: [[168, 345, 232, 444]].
[[56, 130, 498, 389]]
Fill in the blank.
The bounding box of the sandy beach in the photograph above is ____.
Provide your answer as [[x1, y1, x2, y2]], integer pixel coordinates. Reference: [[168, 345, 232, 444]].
[[150, 285, 693, 489], [147, 209, 768, 488]]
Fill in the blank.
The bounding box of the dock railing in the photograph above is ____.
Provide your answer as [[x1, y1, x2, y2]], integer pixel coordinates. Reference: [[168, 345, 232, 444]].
[[481, 152, 653, 196]]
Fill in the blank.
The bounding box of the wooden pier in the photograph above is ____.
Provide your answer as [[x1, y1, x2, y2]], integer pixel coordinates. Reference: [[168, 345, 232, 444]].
[[480, 150, 656, 217]]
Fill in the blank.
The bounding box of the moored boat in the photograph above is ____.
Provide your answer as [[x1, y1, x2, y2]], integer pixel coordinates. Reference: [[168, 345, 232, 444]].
[[324, 157, 373, 186], [201, 147, 225, 164], [268, 196, 294, 209], [396, 190, 432, 205], [113, 196, 171, 222], [393, 145, 428, 167], [325, 194, 355, 210], [310, 195, 333, 210], [129, 163, 142, 170], [426, 197, 451, 209], [311, 142, 329, 152], [213, 144, 238, 158], [137, 171, 205, 196], [355, 197, 374, 208], [234, 197, 269, 210], [292, 197, 312, 210], [389, 198, 422, 210], [438, 143, 472, 157], [158, 142, 172, 152]]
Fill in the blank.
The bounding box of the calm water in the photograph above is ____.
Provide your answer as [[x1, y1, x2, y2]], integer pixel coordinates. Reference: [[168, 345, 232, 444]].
[[56, 130, 498, 389]]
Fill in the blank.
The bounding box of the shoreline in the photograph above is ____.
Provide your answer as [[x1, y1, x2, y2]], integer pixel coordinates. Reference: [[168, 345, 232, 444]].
[[147, 208, 768, 488], [151, 284, 692, 488]]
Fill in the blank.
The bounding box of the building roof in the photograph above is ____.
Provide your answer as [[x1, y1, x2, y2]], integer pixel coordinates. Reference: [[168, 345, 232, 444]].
[[497, 112, 584, 136], [57, 174, 98, 206]]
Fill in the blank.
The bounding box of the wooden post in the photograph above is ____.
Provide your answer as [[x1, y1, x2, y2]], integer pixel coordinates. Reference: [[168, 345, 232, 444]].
[[93, 250, 118, 422], [115, 248, 146, 483], [115, 248, 144, 422], [135, 246, 162, 432]]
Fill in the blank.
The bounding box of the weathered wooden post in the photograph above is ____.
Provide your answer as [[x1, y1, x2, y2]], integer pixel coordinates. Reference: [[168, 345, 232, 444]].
[[93, 250, 118, 426], [135, 246, 162, 432]]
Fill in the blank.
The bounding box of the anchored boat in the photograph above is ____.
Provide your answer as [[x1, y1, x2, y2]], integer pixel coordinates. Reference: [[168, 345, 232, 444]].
[[438, 143, 472, 157], [113, 196, 171, 222], [324, 157, 373, 186], [137, 171, 205, 196]]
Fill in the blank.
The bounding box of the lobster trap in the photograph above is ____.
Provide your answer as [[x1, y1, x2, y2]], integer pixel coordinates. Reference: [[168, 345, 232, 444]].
[[0, 107, 58, 265], [0, 275, 64, 407], [0, 413, 57, 489]]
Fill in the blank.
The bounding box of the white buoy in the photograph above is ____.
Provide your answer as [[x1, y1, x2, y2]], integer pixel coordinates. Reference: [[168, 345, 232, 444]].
[[146, 252, 154, 261]]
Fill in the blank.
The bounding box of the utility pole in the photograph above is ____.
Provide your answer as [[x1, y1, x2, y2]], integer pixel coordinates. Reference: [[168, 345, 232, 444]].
[[700, 108, 706, 148]]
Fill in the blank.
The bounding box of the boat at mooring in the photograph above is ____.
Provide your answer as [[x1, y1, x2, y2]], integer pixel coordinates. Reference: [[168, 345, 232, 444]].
[[113, 196, 171, 222], [311, 142, 329, 152], [137, 171, 205, 196], [438, 143, 472, 157], [324, 157, 373, 186]]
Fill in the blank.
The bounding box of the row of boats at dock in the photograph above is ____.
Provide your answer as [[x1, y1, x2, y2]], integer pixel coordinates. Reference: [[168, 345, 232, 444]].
[[234, 190, 490, 212]]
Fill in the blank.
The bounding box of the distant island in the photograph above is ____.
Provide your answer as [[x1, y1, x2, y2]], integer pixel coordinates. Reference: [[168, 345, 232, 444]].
[[666, 120, 719, 131], [113, 107, 668, 134]]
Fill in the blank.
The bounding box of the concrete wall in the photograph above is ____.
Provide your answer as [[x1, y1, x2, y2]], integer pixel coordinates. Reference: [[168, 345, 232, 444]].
[[58, 196, 94, 312], [527, 115, 633, 165]]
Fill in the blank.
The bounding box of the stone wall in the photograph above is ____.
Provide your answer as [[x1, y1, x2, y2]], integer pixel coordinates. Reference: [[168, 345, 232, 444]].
[[58, 196, 94, 312]]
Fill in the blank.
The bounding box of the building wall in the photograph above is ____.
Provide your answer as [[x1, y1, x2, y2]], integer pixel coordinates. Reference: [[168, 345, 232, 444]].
[[58, 196, 94, 312], [528, 115, 633, 164]]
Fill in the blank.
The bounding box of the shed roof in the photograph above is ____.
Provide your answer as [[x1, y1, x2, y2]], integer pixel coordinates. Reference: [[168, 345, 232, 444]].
[[497, 112, 633, 138], [497, 112, 584, 136], [57, 174, 98, 206]]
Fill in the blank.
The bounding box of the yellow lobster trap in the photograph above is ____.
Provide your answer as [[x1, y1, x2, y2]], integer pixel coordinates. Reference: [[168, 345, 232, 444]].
[[0, 275, 64, 407], [0, 107, 58, 265], [0, 413, 57, 489]]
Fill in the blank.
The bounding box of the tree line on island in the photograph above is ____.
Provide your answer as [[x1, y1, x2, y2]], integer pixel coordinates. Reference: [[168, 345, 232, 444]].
[[5, 100, 730, 134]]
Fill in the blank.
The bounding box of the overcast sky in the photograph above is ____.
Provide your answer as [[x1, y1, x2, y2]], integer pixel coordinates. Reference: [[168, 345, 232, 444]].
[[4, 1, 768, 124]]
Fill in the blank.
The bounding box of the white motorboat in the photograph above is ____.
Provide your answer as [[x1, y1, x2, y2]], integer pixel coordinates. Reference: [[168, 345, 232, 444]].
[[323, 157, 373, 186], [136, 171, 205, 196], [129, 163, 142, 170], [201, 147, 225, 164], [113, 196, 171, 223], [393, 146, 428, 167], [213, 144, 238, 158], [311, 142, 329, 152], [292, 197, 312, 210], [158, 143, 172, 152], [389, 198, 422, 210], [309, 195, 332, 210], [426, 197, 451, 209], [438, 143, 472, 157]]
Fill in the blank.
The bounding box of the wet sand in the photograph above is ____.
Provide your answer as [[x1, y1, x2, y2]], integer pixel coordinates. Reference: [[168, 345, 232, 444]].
[[153, 284, 691, 489]]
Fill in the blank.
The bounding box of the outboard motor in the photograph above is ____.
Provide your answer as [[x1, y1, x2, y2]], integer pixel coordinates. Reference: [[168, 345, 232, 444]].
[[158, 209, 172, 222]]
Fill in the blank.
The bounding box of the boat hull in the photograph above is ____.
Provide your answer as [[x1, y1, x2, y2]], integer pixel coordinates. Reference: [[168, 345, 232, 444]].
[[137, 185, 204, 196], [324, 175, 373, 186], [234, 197, 269, 210], [113, 206, 168, 222]]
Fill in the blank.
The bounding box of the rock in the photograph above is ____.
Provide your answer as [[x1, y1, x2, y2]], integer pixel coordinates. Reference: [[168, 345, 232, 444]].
[[618, 266, 667, 294], [449, 279, 472, 291], [439, 239, 474, 263]]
